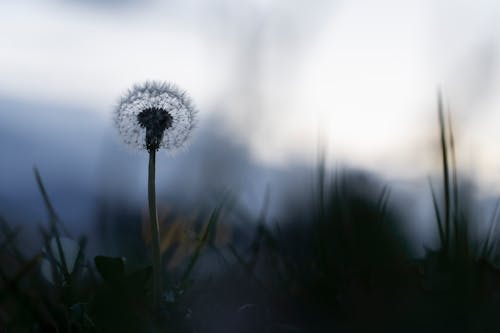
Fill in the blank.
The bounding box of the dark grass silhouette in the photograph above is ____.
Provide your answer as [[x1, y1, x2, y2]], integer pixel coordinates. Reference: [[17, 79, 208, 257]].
[[3, 100, 500, 332]]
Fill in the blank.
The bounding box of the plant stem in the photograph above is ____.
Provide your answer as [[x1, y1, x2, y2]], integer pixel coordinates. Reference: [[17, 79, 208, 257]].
[[148, 149, 162, 307], [438, 93, 450, 256]]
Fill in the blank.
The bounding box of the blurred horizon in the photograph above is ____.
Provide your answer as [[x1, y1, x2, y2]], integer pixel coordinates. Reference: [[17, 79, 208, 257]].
[[1, 0, 500, 174]]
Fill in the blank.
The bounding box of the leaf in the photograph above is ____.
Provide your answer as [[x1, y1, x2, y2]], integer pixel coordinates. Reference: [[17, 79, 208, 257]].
[[49, 237, 80, 274], [94, 256, 126, 282], [125, 266, 152, 290], [40, 258, 57, 285], [181, 203, 223, 284]]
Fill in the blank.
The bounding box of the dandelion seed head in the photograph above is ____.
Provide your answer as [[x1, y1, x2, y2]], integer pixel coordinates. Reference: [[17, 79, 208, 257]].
[[114, 81, 197, 152]]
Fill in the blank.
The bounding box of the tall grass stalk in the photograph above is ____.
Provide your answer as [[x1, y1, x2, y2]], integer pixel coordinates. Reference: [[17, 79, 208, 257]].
[[34, 167, 71, 284], [433, 95, 473, 262], [447, 108, 460, 251], [429, 177, 445, 248], [437, 93, 451, 255], [181, 203, 222, 284]]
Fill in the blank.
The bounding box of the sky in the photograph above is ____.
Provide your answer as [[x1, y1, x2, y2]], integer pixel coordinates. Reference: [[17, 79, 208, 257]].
[[1, 0, 500, 251], [1, 0, 500, 180]]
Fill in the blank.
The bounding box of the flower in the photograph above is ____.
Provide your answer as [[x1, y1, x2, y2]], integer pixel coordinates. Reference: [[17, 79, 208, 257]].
[[114, 81, 197, 152]]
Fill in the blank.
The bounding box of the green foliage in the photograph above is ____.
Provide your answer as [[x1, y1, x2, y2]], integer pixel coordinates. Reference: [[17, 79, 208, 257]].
[[91, 256, 154, 333], [0, 169, 221, 332], [94, 256, 127, 283]]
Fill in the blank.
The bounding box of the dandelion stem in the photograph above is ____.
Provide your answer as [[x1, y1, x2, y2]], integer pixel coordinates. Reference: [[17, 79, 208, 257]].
[[148, 149, 162, 307]]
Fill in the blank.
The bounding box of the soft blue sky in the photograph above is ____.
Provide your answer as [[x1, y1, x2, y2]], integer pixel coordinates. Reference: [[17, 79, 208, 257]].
[[1, 0, 500, 180]]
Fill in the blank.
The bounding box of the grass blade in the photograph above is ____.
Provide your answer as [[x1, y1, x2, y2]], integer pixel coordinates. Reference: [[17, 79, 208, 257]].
[[377, 184, 391, 222], [447, 107, 461, 256], [181, 202, 223, 284], [438, 93, 451, 254], [429, 177, 445, 248], [34, 167, 71, 283]]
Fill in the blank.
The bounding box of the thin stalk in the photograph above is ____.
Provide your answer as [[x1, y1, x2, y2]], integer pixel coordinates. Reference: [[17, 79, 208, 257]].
[[34, 167, 71, 284], [181, 204, 221, 284], [429, 178, 445, 248], [448, 108, 461, 257], [148, 149, 162, 307], [438, 94, 451, 255], [317, 146, 326, 224]]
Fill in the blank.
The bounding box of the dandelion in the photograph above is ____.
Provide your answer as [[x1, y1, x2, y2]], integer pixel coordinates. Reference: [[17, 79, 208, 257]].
[[114, 81, 197, 308], [114, 81, 196, 152]]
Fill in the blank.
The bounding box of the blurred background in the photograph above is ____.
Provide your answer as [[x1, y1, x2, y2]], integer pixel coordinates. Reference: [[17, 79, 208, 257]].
[[1, 0, 500, 255]]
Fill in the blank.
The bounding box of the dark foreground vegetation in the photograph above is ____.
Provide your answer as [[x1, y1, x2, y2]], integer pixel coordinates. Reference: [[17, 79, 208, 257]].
[[3, 104, 500, 333]]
